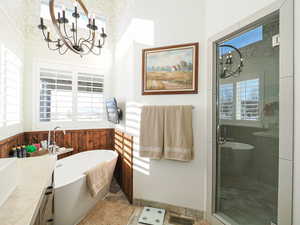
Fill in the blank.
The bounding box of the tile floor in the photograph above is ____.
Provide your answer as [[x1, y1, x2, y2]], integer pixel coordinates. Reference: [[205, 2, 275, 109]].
[[217, 176, 277, 225], [101, 179, 210, 225]]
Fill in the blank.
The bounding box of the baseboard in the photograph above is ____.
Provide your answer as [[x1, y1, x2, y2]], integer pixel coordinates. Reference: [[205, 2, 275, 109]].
[[133, 198, 204, 220]]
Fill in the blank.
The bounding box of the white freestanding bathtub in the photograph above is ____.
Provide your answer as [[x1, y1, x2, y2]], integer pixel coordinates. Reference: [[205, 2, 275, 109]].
[[54, 150, 118, 225]]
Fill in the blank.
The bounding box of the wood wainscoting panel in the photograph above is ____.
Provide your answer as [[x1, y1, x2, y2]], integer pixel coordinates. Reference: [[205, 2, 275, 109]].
[[114, 130, 133, 203], [0, 133, 24, 158], [23, 128, 114, 159]]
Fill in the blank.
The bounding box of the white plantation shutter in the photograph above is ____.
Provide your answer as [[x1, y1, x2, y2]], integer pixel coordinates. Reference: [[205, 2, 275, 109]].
[[0, 53, 5, 127], [5, 49, 22, 125], [220, 83, 234, 120], [77, 73, 104, 121], [38, 67, 105, 124], [0, 46, 22, 127], [236, 79, 260, 120], [0, 50, 4, 127], [39, 68, 73, 122]]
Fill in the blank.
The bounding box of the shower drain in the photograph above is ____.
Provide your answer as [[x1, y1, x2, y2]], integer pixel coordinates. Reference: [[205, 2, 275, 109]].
[[168, 215, 195, 225]]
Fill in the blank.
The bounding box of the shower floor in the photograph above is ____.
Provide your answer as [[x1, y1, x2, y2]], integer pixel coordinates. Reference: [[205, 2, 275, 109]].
[[217, 176, 277, 225]]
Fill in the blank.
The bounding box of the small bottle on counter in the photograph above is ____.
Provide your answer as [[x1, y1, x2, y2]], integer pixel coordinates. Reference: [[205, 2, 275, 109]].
[[21, 145, 27, 158], [10, 147, 17, 158], [16, 146, 22, 158]]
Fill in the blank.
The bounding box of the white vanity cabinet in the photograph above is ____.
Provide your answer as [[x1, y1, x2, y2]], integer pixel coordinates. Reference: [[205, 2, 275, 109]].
[[33, 174, 54, 225]]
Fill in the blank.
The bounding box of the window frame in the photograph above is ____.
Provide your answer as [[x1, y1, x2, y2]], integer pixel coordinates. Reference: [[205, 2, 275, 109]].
[[33, 60, 109, 130], [219, 73, 264, 127]]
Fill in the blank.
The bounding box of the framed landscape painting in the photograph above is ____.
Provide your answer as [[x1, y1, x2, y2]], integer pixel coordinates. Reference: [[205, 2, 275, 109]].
[[142, 43, 199, 95]]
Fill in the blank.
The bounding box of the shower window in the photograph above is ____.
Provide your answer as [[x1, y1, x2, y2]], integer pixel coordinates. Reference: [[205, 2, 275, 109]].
[[236, 79, 260, 121], [219, 78, 260, 122], [220, 84, 234, 120]]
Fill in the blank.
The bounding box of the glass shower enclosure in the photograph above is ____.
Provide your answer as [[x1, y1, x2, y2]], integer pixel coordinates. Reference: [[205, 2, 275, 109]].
[[215, 12, 279, 225]]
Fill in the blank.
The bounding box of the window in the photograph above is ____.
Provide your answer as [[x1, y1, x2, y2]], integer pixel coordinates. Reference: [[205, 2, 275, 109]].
[[40, 68, 73, 122], [236, 79, 260, 120], [220, 83, 234, 120], [220, 78, 260, 122], [77, 73, 104, 121], [0, 45, 22, 127], [38, 67, 104, 124], [220, 26, 263, 55]]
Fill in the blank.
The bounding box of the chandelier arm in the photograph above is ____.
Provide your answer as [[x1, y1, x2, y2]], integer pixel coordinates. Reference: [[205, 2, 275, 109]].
[[41, 29, 47, 40], [47, 41, 60, 51], [59, 45, 69, 55], [79, 30, 96, 54], [63, 22, 74, 39], [75, 15, 78, 45], [80, 43, 100, 56], [98, 37, 106, 47], [64, 36, 76, 48], [72, 31, 76, 45], [78, 29, 92, 46], [41, 29, 58, 43]]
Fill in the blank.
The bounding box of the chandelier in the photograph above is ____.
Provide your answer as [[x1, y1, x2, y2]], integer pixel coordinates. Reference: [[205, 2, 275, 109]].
[[38, 0, 107, 56], [218, 44, 244, 79]]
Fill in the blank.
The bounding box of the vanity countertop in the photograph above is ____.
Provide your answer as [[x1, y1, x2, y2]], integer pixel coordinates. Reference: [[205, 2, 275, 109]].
[[0, 155, 56, 225]]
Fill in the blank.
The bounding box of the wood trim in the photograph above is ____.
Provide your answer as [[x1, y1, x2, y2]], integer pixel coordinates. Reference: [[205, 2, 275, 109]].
[[0, 133, 24, 158], [24, 129, 114, 159], [0, 129, 114, 159], [114, 130, 133, 203], [142, 42, 199, 95]]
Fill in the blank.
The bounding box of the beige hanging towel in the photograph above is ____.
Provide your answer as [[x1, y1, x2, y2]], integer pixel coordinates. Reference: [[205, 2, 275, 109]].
[[139, 105, 164, 159], [164, 106, 193, 161], [85, 162, 109, 197]]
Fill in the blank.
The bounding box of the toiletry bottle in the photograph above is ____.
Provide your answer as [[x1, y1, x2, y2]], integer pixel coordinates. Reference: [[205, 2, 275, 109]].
[[10, 147, 17, 157], [16, 146, 22, 158], [13, 147, 18, 157], [21, 145, 27, 158]]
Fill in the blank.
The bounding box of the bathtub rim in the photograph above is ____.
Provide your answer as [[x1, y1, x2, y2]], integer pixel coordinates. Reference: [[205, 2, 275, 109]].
[[54, 150, 118, 189]]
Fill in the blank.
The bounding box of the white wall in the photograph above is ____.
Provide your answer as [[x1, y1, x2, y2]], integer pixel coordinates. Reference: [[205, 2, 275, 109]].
[[205, 0, 277, 38], [112, 0, 207, 211], [0, 1, 25, 140]]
